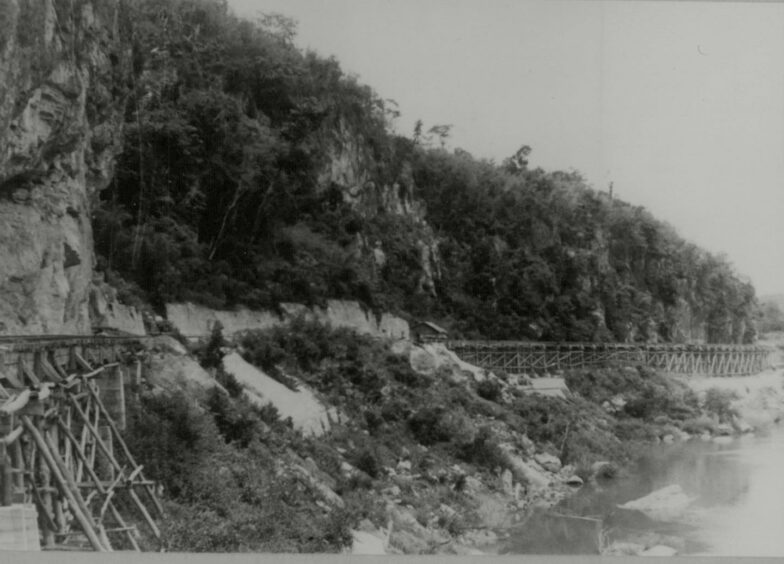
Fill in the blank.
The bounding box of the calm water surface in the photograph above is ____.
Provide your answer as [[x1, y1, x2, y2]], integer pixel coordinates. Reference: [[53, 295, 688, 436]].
[[503, 424, 784, 556]]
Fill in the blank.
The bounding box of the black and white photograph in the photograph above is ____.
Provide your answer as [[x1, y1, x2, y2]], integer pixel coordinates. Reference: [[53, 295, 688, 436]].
[[1, 0, 784, 559]]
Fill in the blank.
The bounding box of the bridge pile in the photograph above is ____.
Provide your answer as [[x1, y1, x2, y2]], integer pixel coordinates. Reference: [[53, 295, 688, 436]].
[[448, 341, 772, 377], [0, 337, 162, 551]]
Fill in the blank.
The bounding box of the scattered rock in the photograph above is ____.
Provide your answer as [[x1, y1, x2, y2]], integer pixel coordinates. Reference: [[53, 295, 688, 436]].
[[289, 463, 345, 508], [534, 452, 562, 473], [499, 446, 550, 490], [383, 485, 402, 497], [463, 475, 483, 495], [397, 460, 412, 472], [519, 435, 536, 454], [560, 464, 575, 476], [501, 469, 514, 496], [603, 541, 646, 556], [340, 461, 358, 478], [565, 475, 584, 487]]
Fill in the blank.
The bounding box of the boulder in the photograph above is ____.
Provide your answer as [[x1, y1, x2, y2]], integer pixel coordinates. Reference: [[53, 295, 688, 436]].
[[640, 545, 678, 557], [534, 452, 562, 473], [499, 449, 550, 490], [397, 460, 412, 472], [619, 485, 695, 521], [351, 531, 386, 555]]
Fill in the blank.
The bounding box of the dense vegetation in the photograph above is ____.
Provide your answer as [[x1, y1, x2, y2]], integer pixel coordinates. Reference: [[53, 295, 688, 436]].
[[94, 0, 756, 343], [123, 320, 745, 551]]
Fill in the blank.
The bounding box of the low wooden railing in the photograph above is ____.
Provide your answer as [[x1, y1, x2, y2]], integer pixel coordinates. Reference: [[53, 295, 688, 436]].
[[447, 340, 773, 376]]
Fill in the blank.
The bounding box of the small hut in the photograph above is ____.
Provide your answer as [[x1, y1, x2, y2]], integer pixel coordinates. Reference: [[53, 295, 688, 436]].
[[414, 321, 449, 344]]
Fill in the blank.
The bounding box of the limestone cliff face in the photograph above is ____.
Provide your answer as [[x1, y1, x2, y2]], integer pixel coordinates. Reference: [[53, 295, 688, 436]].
[[0, 0, 127, 334], [318, 121, 425, 221], [318, 121, 441, 295]]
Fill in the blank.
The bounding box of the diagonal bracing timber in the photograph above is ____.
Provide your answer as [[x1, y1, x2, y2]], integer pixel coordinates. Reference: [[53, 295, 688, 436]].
[[448, 341, 772, 376], [0, 339, 162, 551]]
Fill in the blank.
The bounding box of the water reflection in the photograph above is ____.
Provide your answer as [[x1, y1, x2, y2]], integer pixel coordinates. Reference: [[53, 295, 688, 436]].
[[503, 425, 784, 556]]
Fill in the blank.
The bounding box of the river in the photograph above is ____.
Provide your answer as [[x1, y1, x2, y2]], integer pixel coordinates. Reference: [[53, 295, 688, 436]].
[[503, 423, 784, 556]]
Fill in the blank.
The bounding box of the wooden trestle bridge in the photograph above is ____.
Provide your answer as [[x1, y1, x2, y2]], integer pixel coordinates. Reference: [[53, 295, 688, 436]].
[[448, 341, 772, 377], [0, 335, 162, 551]]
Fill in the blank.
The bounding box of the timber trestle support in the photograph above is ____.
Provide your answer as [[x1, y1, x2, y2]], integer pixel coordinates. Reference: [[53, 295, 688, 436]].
[[447, 341, 772, 377], [0, 336, 162, 551]]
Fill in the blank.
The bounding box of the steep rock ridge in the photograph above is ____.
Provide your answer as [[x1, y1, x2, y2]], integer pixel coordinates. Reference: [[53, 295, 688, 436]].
[[318, 122, 442, 295], [319, 120, 425, 221], [0, 0, 128, 334]]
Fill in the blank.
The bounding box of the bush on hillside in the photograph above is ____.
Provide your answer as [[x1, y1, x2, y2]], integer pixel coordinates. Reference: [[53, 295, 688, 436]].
[[703, 387, 739, 423], [408, 406, 476, 447], [565, 366, 699, 422], [476, 379, 503, 403], [123, 389, 354, 552]]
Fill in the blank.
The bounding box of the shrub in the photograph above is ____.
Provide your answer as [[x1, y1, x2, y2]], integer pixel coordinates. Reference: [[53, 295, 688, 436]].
[[199, 322, 226, 369], [476, 379, 503, 402], [353, 449, 382, 479], [408, 406, 476, 446], [205, 387, 270, 447], [215, 366, 243, 397], [458, 426, 510, 474], [613, 418, 660, 442], [703, 387, 739, 423], [364, 408, 384, 434]]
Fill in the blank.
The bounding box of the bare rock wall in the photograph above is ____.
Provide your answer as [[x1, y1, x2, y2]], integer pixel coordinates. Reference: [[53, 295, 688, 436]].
[[0, 0, 128, 334]]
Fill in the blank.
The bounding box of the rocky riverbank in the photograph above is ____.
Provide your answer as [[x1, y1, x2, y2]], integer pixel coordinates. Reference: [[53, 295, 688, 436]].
[[129, 323, 784, 554]]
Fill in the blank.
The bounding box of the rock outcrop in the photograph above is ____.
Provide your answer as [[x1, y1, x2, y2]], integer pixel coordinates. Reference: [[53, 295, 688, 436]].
[[89, 273, 145, 335], [222, 352, 337, 436], [318, 120, 425, 221], [0, 0, 128, 334]]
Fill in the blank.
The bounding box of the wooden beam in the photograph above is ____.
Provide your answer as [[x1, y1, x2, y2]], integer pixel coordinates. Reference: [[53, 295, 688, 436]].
[[21, 417, 109, 552], [56, 418, 140, 551], [84, 381, 164, 517], [67, 395, 161, 539]]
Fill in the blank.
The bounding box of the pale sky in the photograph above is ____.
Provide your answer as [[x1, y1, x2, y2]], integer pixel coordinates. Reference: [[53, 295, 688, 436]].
[[228, 0, 784, 296]]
